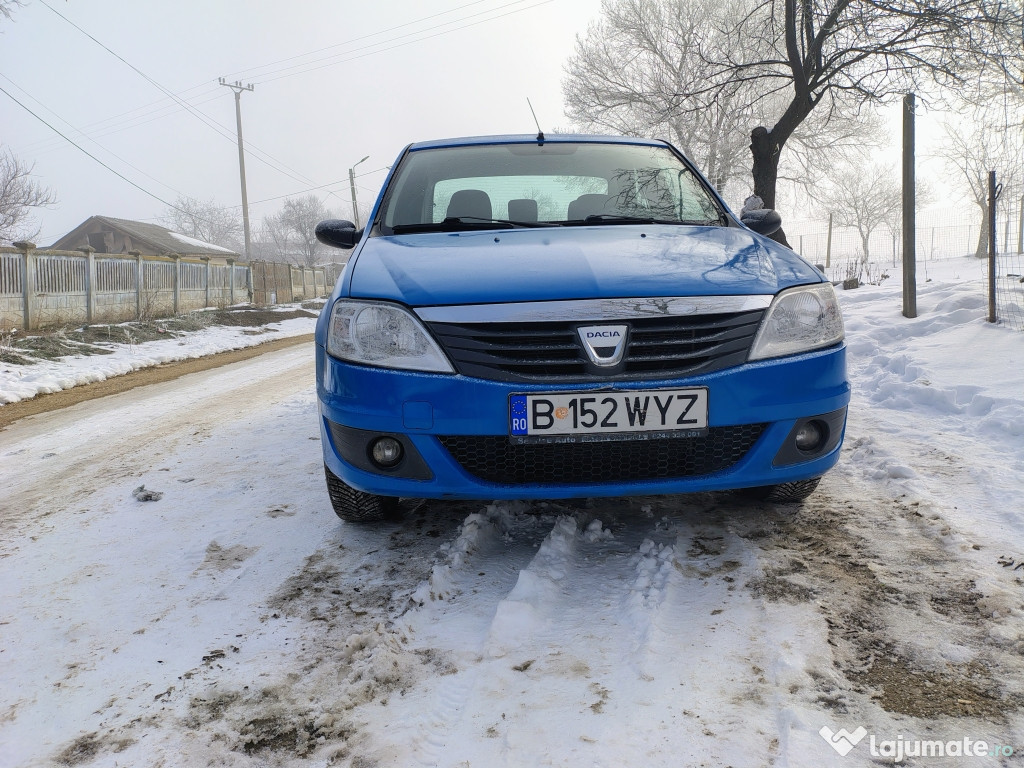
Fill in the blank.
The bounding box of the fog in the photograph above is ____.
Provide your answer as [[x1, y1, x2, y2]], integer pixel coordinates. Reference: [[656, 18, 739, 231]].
[[1, 0, 601, 244]]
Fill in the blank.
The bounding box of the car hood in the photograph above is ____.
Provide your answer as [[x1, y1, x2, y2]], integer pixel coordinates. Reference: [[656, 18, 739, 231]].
[[345, 225, 821, 306]]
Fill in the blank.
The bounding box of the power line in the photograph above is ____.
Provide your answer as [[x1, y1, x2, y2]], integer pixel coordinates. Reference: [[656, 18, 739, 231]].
[[0, 73, 191, 199], [220, 0, 497, 81], [242, 166, 390, 208], [0, 83, 177, 211], [230, 0, 536, 84], [15, 0, 550, 238], [0, 80, 305, 239], [18, 87, 224, 157], [28, 0, 551, 159], [22, 0, 552, 222], [251, 1, 554, 85], [36, 0, 332, 192]]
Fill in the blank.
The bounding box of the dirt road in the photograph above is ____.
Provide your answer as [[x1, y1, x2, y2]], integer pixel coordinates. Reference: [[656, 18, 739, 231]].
[[0, 333, 314, 431], [2, 344, 1022, 767]]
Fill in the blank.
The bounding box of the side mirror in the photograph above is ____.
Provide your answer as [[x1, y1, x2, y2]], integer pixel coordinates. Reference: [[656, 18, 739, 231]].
[[740, 208, 782, 237], [315, 219, 362, 249]]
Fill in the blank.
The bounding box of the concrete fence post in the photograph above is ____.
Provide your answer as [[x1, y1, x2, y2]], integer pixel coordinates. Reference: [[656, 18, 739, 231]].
[[171, 254, 181, 316], [130, 250, 143, 319], [228, 258, 236, 305], [13, 241, 36, 331], [77, 245, 96, 324], [201, 256, 211, 308]]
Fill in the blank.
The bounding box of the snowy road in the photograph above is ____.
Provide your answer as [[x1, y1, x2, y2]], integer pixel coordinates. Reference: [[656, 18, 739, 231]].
[[3, 271, 1024, 767]]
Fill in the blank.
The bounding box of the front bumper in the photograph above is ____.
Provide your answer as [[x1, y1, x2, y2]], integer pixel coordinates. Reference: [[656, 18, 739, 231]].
[[316, 343, 850, 500]]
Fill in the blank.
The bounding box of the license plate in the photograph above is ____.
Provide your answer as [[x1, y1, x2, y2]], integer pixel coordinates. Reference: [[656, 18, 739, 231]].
[[509, 388, 708, 443]]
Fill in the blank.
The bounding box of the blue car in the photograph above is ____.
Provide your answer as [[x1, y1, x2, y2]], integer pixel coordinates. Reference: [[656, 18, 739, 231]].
[[314, 134, 848, 521]]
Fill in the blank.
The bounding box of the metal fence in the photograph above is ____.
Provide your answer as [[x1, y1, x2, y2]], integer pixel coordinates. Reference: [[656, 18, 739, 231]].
[[788, 209, 1024, 332], [0, 245, 337, 331]]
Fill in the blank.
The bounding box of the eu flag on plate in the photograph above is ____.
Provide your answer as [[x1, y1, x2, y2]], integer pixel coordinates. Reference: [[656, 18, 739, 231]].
[[509, 395, 528, 434]]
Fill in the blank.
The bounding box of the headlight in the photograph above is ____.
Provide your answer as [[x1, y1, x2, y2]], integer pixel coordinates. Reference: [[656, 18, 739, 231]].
[[748, 283, 844, 361], [327, 300, 454, 373]]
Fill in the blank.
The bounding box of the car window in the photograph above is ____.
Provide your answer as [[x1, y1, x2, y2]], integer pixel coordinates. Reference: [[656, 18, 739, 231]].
[[379, 142, 723, 230], [432, 176, 607, 223]]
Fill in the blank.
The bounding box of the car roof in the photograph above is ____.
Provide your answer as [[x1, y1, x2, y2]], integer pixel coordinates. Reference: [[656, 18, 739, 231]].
[[407, 134, 670, 151]]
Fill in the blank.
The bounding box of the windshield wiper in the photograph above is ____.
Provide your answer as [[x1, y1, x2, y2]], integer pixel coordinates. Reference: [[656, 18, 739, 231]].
[[390, 216, 562, 234], [447, 215, 563, 228], [578, 214, 720, 226]]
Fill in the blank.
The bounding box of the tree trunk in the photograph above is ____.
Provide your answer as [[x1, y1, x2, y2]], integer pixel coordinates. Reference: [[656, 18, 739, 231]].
[[750, 126, 790, 247], [975, 203, 989, 258], [750, 127, 780, 209]]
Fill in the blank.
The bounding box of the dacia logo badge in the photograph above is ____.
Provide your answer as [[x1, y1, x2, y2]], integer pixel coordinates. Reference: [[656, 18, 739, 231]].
[[577, 324, 629, 367]]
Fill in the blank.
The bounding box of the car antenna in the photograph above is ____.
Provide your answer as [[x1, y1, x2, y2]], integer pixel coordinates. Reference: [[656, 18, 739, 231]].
[[527, 98, 544, 143]]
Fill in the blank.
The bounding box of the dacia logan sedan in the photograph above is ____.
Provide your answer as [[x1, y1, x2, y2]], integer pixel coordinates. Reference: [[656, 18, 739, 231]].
[[314, 134, 848, 521]]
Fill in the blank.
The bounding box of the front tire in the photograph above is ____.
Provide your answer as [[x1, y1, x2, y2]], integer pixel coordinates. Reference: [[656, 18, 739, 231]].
[[324, 465, 399, 522], [739, 476, 821, 503]]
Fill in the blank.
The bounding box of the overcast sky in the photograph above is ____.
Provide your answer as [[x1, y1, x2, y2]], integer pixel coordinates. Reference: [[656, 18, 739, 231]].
[[1, 0, 603, 245]]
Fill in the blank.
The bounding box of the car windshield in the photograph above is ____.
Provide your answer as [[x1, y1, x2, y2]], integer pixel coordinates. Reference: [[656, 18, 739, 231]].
[[377, 141, 724, 233]]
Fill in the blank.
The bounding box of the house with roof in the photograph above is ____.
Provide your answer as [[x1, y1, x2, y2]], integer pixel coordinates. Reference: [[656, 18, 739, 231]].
[[49, 216, 241, 263]]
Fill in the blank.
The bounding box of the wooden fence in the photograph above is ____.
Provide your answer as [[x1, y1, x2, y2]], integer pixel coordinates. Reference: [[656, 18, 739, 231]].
[[0, 244, 342, 331]]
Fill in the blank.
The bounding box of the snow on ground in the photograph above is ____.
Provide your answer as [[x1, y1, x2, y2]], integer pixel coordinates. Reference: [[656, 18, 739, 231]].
[[0, 306, 318, 405], [2, 256, 1024, 768]]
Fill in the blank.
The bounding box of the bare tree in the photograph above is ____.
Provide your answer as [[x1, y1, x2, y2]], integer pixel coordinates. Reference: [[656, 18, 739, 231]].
[[0, 149, 55, 244], [819, 161, 902, 264], [0, 0, 24, 22], [937, 98, 1023, 258], [278, 195, 331, 267], [160, 196, 243, 252], [568, 0, 1021, 245], [820, 157, 934, 267], [252, 211, 294, 261], [564, 0, 757, 195], [563, 0, 887, 208], [0, 6, 55, 245], [879, 177, 934, 266], [713, 0, 1020, 244]]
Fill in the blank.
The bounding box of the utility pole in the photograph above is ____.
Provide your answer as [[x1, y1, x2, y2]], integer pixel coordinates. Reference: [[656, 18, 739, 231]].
[[220, 78, 254, 259], [348, 155, 369, 228], [988, 170, 999, 323], [825, 212, 833, 269], [901, 93, 917, 319]]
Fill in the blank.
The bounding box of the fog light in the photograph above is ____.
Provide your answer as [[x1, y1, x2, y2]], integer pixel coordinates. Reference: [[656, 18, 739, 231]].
[[369, 436, 404, 468], [794, 421, 826, 452]]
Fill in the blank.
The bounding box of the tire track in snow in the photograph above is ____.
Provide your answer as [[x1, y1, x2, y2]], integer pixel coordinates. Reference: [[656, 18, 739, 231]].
[[398, 507, 615, 767], [373, 500, 796, 768], [483, 514, 581, 660], [564, 507, 797, 767], [394, 501, 559, 766]]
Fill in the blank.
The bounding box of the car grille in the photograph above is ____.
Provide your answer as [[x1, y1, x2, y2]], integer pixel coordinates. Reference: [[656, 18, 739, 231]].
[[425, 309, 765, 382], [436, 424, 767, 485]]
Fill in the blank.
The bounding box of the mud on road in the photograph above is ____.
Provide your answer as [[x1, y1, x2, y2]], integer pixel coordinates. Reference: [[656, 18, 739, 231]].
[[50, 478, 1024, 767], [3, 327, 1022, 766]]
